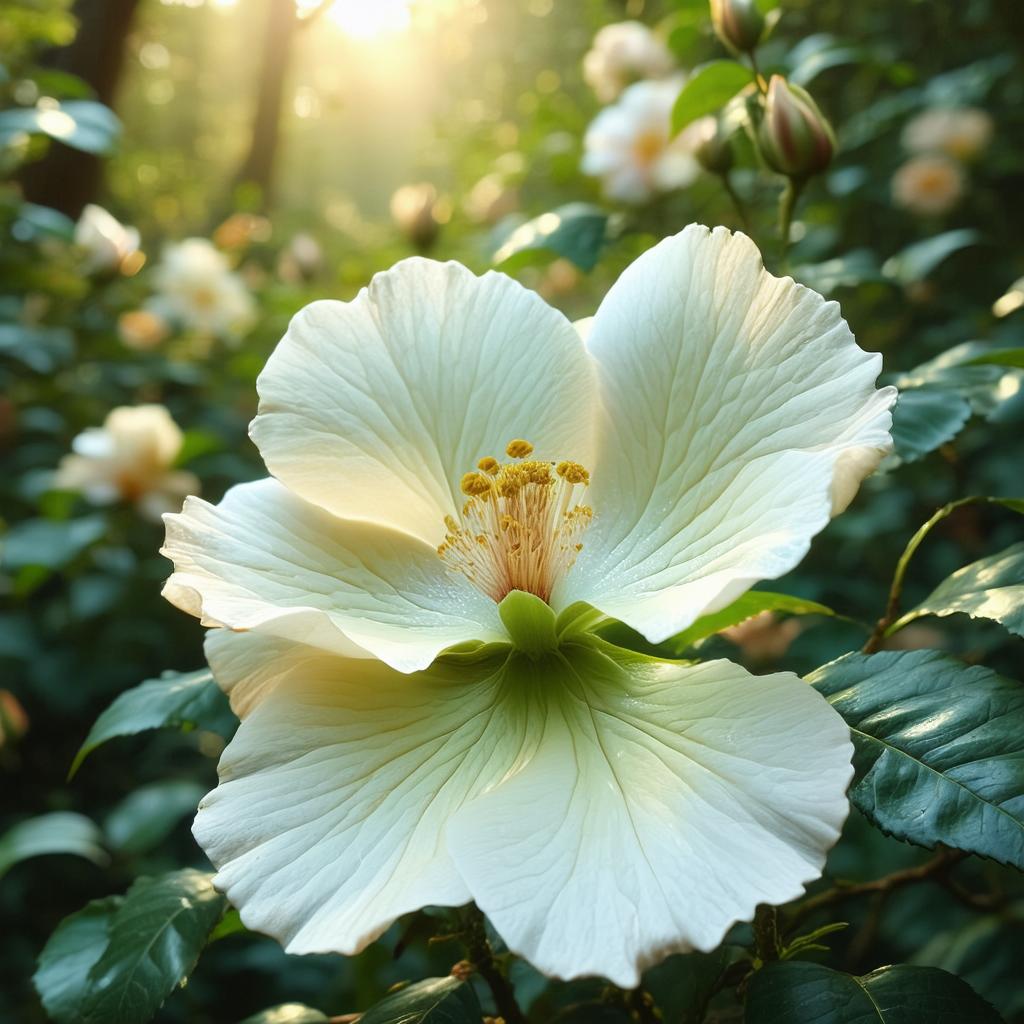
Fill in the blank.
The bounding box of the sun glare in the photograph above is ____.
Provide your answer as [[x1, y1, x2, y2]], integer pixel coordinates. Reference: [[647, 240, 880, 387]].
[[323, 0, 413, 39]]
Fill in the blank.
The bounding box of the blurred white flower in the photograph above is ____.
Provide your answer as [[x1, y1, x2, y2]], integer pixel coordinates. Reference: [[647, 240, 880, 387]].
[[74, 204, 141, 275], [163, 225, 895, 986], [582, 78, 701, 204], [583, 21, 675, 103], [55, 404, 198, 522], [148, 238, 256, 342], [892, 154, 965, 216], [118, 309, 171, 352], [902, 106, 993, 161]]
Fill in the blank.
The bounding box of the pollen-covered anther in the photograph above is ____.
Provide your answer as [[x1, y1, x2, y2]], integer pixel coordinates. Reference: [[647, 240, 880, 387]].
[[440, 440, 593, 604], [505, 438, 534, 459]]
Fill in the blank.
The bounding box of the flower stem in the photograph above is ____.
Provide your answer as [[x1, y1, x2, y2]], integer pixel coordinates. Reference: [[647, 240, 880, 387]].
[[459, 905, 525, 1024], [752, 905, 780, 962], [777, 177, 804, 263], [748, 51, 768, 95], [863, 495, 999, 652], [721, 171, 752, 234]]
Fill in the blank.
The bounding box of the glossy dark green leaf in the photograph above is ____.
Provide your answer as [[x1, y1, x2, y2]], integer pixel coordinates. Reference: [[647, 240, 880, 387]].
[[671, 61, 753, 134], [645, 946, 743, 1023], [78, 870, 227, 1024], [359, 976, 482, 1024], [0, 812, 107, 879], [809, 651, 1024, 867], [238, 1006, 329, 1024], [70, 668, 232, 777], [882, 229, 980, 285], [493, 203, 610, 271], [745, 961, 1003, 1023], [1, 516, 105, 570], [966, 348, 1024, 369], [103, 780, 206, 855], [895, 343, 1023, 420], [892, 542, 1024, 639], [889, 387, 972, 464], [33, 897, 121, 1024]]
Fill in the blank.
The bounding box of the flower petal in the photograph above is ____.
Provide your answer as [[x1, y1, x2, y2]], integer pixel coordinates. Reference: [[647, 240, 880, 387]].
[[193, 637, 540, 954], [251, 258, 595, 544], [447, 641, 852, 987], [162, 478, 505, 672], [557, 225, 895, 641]]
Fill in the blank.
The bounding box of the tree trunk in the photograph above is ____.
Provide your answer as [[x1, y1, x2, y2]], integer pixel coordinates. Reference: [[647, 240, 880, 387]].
[[21, 0, 140, 217], [231, 0, 298, 211]]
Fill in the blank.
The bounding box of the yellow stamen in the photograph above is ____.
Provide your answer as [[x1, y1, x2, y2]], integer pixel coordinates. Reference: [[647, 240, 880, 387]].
[[505, 438, 534, 459], [440, 439, 593, 603]]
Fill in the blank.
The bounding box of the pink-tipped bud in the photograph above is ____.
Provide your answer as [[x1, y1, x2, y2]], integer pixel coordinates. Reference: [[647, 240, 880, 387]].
[[710, 0, 765, 54], [757, 75, 836, 179]]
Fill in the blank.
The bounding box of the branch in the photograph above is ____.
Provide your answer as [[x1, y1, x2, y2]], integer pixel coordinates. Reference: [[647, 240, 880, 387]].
[[459, 906, 525, 1024], [786, 848, 964, 931]]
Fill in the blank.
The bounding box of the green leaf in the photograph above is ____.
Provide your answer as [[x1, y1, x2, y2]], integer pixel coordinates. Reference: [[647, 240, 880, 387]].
[[895, 343, 1023, 421], [892, 542, 1024, 639], [33, 897, 121, 1024], [70, 668, 233, 777], [0, 99, 121, 154], [965, 348, 1024, 369], [671, 61, 753, 134], [359, 977, 482, 1024], [550, 1006, 631, 1024], [493, 203, 610, 271], [882, 229, 980, 286], [238, 1006, 329, 1024], [888, 387, 972, 464], [0, 812, 107, 879], [809, 651, 1024, 868], [645, 946, 744, 1023], [745, 961, 1003, 1023], [79, 870, 227, 1024], [103, 780, 206, 855], [668, 592, 837, 653], [1, 516, 106, 570]]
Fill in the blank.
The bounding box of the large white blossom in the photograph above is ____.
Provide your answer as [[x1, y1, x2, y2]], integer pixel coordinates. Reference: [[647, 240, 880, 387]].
[[55, 404, 198, 522], [74, 204, 140, 275], [162, 225, 895, 987], [148, 238, 256, 342], [582, 21, 676, 103], [582, 78, 702, 204]]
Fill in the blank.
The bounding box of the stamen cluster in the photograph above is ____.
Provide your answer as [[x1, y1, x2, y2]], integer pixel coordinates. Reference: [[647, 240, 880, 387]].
[[438, 439, 593, 603]]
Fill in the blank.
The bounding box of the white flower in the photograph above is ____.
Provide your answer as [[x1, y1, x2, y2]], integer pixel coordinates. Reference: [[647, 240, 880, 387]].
[[148, 238, 256, 342], [582, 78, 702, 204], [118, 309, 170, 351], [55, 405, 198, 522], [74, 204, 140, 275], [583, 21, 676, 103], [162, 225, 895, 987], [892, 154, 965, 216], [902, 106, 993, 161]]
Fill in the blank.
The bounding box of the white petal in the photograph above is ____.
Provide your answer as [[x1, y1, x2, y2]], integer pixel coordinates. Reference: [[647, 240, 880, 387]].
[[161, 478, 505, 672], [447, 642, 852, 987], [250, 258, 595, 544], [557, 225, 895, 641], [193, 640, 539, 954]]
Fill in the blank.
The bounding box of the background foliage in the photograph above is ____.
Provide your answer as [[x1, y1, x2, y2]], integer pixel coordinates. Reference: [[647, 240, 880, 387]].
[[2, 0, 1023, 1021]]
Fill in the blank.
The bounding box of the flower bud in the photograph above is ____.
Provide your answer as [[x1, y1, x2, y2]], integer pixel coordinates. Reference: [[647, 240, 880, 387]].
[[710, 0, 765, 55], [757, 75, 836, 179], [692, 116, 734, 175]]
